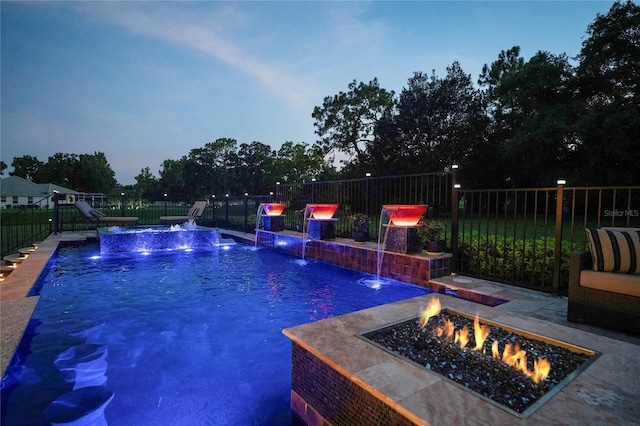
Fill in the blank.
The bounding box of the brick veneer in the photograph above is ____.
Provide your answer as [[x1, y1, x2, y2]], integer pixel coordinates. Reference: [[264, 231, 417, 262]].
[[255, 230, 450, 286], [291, 342, 417, 426]]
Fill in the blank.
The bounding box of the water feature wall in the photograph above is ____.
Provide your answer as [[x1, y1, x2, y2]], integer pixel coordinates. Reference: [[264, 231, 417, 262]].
[[254, 231, 450, 288], [98, 225, 221, 253]]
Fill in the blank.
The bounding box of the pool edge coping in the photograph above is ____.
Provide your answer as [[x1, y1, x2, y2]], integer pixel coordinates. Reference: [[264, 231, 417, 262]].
[[0, 231, 97, 376]]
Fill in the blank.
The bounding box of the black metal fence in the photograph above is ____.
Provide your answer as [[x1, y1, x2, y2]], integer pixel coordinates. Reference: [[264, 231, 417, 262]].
[[274, 171, 454, 238], [456, 184, 640, 294], [1, 194, 55, 259], [2, 174, 638, 296]]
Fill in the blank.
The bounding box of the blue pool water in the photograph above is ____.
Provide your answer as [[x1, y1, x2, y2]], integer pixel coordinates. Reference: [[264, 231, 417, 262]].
[[1, 242, 431, 425]]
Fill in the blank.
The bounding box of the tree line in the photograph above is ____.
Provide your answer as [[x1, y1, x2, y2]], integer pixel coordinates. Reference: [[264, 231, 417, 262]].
[[313, 1, 639, 188], [3, 1, 638, 201]]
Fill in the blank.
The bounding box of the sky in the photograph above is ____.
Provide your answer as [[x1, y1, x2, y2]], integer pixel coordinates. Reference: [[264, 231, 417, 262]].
[[1, 1, 616, 186]]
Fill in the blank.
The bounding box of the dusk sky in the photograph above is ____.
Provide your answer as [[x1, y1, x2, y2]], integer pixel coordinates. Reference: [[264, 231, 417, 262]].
[[1, 1, 614, 186]]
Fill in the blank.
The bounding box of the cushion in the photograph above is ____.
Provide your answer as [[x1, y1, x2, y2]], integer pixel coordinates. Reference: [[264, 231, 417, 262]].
[[90, 209, 106, 218], [580, 269, 640, 297], [585, 228, 640, 274]]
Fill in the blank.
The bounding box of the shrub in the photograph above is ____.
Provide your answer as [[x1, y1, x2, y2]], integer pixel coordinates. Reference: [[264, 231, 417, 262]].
[[458, 231, 571, 292]]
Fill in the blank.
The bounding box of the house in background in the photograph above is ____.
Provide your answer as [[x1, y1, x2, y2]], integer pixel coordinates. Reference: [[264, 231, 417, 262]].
[[0, 176, 81, 209]]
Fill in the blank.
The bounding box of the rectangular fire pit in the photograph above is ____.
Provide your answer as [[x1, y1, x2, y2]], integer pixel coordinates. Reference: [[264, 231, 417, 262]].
[[358, 308, 599, 418], [283, 293, 639, 426]]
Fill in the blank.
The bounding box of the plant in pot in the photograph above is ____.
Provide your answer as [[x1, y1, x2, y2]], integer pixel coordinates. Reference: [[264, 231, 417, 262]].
[[294, 209, 305, 232], [350, 213, 369, 243], [418, 219, 446, 253]]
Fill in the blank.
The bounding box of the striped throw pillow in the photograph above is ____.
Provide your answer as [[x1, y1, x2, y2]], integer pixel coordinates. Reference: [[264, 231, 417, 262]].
[[585, 228, 640, 275]]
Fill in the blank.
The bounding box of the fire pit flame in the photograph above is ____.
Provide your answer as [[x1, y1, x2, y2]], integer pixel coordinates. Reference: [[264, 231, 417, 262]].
[[419, 297, 441, 328], [420, 297, 551, 384], [474, 313, 491, 351]]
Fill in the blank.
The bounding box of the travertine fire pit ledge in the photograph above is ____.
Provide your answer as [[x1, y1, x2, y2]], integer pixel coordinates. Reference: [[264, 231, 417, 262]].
[[283, 294, 640, 425]]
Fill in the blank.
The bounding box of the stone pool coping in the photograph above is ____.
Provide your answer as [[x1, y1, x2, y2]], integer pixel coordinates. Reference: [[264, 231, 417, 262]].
[[283, 293, 640, 425], [1, 231, 97, 375]]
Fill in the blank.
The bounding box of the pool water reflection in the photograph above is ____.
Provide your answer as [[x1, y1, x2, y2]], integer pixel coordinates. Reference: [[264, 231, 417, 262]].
[[1, 243, 431, 425]]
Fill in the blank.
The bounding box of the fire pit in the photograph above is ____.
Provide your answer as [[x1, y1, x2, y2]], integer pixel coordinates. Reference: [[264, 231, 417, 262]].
[[359, 297, 599, 417]]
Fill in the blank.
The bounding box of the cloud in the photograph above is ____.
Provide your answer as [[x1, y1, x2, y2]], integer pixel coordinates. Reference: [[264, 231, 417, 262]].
[[76, 2, 315, 107]]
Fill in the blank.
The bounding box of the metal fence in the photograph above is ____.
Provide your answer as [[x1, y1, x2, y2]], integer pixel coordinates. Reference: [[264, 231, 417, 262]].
[[1, 194, 55, 259], [456, 184, 640, 294], [274, 171, 454, 238], [2, 174, 638, 297]]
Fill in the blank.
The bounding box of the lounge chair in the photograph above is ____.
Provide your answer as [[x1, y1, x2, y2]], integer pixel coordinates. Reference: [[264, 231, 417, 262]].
[[159, 201, 207, 225], [75, 201, 139, 226]]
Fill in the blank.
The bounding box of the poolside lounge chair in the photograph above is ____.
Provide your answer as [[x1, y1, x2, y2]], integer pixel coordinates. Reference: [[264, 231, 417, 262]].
[[75, 201, 139, 226], [159, 201, 207, 225]]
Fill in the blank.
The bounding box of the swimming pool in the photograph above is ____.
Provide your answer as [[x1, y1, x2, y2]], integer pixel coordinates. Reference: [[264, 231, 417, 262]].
[[1, 242, 431, 425]]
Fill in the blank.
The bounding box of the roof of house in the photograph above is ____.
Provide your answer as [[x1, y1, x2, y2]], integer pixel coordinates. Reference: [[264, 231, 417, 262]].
[[0, 176, 78, 197]]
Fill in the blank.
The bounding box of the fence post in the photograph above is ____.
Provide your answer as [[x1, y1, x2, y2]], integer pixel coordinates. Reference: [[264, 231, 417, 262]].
[[450, 166, 459, 275], [552, 180, 566, 296], [53, 191, 59, 234], [120, 193, 125, 217], [164, 194, 168, 216], [225, 195, 229, 225], [244, 193, 249, 231]]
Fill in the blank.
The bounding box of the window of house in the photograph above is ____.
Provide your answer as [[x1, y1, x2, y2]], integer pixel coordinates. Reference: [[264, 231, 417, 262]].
[[12, 196, 18, 204], [28, 197, 34, 205], [1, 196, 6, 203]]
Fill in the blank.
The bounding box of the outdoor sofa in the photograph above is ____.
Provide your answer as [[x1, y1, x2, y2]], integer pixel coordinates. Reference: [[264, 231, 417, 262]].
[[567, 227, 640, 335]]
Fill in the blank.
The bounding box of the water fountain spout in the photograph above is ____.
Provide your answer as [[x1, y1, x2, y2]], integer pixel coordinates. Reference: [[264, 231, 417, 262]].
[[376, 206, 395, 279], [301, 205, 313, 260], [254, 204, 265, 246]]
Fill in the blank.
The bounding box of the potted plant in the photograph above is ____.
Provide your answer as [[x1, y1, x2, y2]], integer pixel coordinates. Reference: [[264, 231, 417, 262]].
[[294, 209, 305, 232], [350, 213, 369, 243], [418, 219, 446, 253]]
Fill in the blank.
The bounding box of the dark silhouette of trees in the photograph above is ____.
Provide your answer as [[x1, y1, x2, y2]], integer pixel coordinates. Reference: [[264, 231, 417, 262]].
[[574, 0, 640, 185], [479, 49, 578, 187], [312, 78, 396, 168], [10, 152, 116, 193], [312, 1, 638, 188]]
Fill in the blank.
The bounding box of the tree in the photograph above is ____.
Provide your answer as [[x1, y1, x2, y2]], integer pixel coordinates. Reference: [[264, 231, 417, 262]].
[[1, 161, 8, 176], [134, 167, 159, 201], [10, 155, 44, 181], [158, 158, 188, 202], [389, 63, 488, 176], [272, 141, 330, 183], [479, 48, 578, 187], [574, 0, 640, 185], [75, 152, 118, 193], [312, 78, 396, 167], [236, 141, 275, 194]]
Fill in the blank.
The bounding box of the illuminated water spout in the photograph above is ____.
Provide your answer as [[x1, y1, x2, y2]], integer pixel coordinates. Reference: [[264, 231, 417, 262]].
[[377, 204, 428, 277], [255, 203, 286, 243]]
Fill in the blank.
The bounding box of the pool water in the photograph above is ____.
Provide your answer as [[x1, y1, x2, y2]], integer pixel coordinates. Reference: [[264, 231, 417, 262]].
[[1, 243, 431, 425]]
